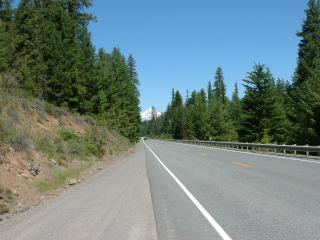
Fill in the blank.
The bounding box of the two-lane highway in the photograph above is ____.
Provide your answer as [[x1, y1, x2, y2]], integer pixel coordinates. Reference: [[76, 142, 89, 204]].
[[144, 140, 320, 240]]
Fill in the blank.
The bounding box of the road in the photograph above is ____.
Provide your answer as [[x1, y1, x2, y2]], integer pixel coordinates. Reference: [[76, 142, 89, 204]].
[[0, 143, 157, 240], [1, 140, 320, 240], [145, 140, 320, 240]]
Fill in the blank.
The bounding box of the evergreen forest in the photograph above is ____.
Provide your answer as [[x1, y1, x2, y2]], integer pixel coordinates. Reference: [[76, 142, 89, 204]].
[[0, 0, 141, 142], [143, 0, 320, 146]]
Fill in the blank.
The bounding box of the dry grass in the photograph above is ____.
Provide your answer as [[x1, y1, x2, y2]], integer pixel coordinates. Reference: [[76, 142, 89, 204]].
[[36, 162, 91, 192], [0, 186, 15, 214]]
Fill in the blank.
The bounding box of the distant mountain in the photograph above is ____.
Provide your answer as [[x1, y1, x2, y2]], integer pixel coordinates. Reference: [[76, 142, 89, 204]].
[[141, 107, 162, 121]]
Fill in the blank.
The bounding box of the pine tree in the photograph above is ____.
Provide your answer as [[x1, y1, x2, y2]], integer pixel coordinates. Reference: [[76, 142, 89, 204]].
[[171, 90, 184, 139], [207, 81, 213, 102], [161, 104, 173, 137], [184, 91, 197, 139], [96, 47, 141, 142], [290, 0, 320, 145], [193, 89, 208, 139], [126, 54, 141, 142], [0, 0, 13, 72], [15, 0, 48, 96], [229, 83, 242, 131], [239, 64, 280, 143], [208, 69, 236, 141], [0, 20, 10, 72], [207, 99, 236, 141], [213, 67, 227, 104], [269, 79, 291, 143]]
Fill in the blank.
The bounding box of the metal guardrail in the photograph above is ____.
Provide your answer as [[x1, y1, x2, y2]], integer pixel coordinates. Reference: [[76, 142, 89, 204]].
[[166, 139, 320, 158]]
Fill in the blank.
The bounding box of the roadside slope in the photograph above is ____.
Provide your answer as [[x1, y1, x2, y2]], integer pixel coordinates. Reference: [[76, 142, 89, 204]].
[[0, 143, 157, 240], [0, 91, 130, 215]]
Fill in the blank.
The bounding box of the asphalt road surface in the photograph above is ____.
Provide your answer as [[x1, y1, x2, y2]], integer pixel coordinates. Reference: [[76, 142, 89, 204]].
[[1, 140, 320, 240], [144, 140, 320, 240], [0, 143, 157, 240]]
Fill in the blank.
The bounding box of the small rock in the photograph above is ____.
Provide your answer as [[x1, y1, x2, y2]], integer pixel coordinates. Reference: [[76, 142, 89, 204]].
[[77, 179, 81, 183], [20, 173, 29, 179], [98, 166, 103, 170], [11, 189, 18, 196], [50, 159, 57, 165], [30, 169, 37, 176], [68, 179, 77, 185]]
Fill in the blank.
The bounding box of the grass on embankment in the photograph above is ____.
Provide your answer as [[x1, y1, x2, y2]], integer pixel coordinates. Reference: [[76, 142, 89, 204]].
[[0, 87, 131, 209], [0, 186, 15, 214], [36, 162, 91, 192]]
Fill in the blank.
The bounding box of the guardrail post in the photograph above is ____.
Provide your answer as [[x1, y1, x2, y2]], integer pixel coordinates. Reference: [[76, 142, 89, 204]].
[[283, 144, 286, 155], [294, 144, 297, 155], [306, 144, 309, 158]]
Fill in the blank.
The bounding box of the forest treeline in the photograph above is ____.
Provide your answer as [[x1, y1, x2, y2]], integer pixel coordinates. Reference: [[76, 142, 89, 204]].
[[143, 0, 320, 146], [0, 0, 141, 142]]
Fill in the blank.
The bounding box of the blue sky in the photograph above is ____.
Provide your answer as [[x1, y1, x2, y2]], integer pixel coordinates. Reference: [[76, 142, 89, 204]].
[[89, 0, 308, 112]]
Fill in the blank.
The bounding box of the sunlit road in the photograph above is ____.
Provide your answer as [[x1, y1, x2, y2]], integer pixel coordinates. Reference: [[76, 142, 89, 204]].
[[144, 140, 320, 240]]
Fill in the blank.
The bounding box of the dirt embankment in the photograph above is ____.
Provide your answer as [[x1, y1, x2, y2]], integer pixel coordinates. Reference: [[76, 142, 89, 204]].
[[0, 92, 131, 219]]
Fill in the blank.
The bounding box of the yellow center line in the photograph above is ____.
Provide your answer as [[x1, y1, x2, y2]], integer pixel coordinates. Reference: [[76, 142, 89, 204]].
[[232, 161, 253, 168], [200, 153, 207, 157]]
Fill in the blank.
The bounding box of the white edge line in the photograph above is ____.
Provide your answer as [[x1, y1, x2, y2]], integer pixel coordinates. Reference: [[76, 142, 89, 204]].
[[158, 140, 320, 165], [143, 141, 233, 240]]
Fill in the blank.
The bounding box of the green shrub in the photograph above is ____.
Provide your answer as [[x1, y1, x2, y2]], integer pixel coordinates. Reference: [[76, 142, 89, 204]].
[[0, 186, 15, 205], [10, 130, 31, 151], [0, 118, 31, 151], [0, 73, 19, 93], [7, 107, 20, 122], [0, 117, 11, 142], [54, 138, 65, 154], [0, 203, 9, 214], [34, 134, 56, 157], [83, 115, 96, 126], [37, 168, 66, 192], [37, 163, 90, 192], [261, 129, 273, 144], [60, 127, 104, 158], [44, 102, 64, 118], [60, 127, 79, 141]]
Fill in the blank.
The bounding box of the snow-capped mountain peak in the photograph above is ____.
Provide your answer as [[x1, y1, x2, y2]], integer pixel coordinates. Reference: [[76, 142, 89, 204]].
[[141, 107, 162, 121]]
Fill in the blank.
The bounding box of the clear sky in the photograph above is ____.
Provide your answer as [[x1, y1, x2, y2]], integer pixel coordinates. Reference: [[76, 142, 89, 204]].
[[89, 0, 308, 112]]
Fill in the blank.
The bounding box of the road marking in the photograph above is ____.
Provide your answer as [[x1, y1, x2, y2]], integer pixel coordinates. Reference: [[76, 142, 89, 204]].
[[161, 141, 320, 165], [200, 153, 207, 157], [232, 161, 253, 168], [144, 141, 233, 240]]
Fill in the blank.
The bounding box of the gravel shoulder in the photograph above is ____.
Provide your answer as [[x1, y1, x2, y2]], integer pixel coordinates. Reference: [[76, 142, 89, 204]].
[[0, 142, 157, 240]]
